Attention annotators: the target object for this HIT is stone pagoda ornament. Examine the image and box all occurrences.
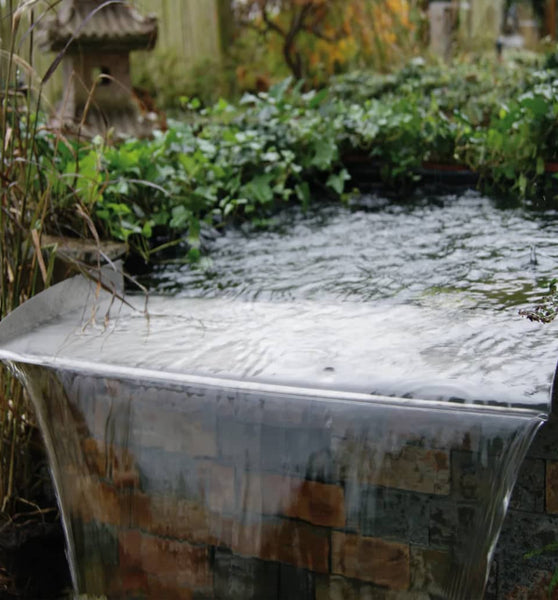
[39,0,158,139]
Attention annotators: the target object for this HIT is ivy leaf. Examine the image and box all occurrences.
[269,77,293,103]
[308,88,329,109]
[170,205,191,229]
[311,138,337,169]
[242,175,274,205]
[327,169,350,196]
[142,221,153,238]
[520,94,550,118]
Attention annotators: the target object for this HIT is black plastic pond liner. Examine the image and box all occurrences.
[418,162,480,187]
[342,153,480,193]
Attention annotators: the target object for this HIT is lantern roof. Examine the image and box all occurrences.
[39,0,157,53]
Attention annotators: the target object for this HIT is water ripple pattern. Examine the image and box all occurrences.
[149,192,558,311]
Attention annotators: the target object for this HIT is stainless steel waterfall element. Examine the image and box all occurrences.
[0,272,556,599]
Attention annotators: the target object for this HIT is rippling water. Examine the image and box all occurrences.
[2,192,553,409]
[147,192,558,311]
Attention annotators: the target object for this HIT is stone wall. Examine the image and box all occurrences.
[489,416,558,599]
[24,365,558,599]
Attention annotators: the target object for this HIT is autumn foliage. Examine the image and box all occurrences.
[233,0,422,85]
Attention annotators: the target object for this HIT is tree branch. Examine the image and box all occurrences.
[260,1,287,38]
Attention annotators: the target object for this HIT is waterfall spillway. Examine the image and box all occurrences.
[0,271,556,599]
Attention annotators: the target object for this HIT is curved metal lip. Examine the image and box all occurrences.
[2,349,549,421]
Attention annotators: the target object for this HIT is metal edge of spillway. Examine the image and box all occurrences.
[0,266,124,348]
[0,348,550,423]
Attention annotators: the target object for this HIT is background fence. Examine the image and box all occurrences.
[137,0,222,65]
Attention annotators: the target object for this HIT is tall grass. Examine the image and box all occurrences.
[0,0,56,524]
[0,0,100,530]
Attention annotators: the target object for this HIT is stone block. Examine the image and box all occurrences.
[409,546,452,597]
[264,519,330,573]
[216,398,337,481]
[451,450,494,503]
[146,576,194,600]
[335,438,450,495]
[237,469,264,516]
[82,438,141,489]
[547,461,558,514]
[205,463,236,515]
[428,499,477,549]
[259,423,332,479]
[510,457,544,513]
[118,530,212,588]
[497,569,558,599]
[71,476,122,527]
[230,519,264,558]
[91,395,114,440]
[132,396,218,457]
[213,550,279,600]
[495,510,558,595]
[108,569,149,599]
[331,531,410,590]
[135,493,213,545]
[495,566,558,599]
[136,447,199,498]
[209,514,235,550]
[279,564,315,599]
[239,471,345,528]
[217,419,262,469]
[70,520,120,595]
[72,520,119,568]
[232,518,329,573]
[276,476,345,528]
[452,449,543,511]
[82,437,106,475]
[527,416,558,461]
[315,574,430,600]
[345,484,429,545]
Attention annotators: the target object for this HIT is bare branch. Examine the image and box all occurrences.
[261,0,287,38]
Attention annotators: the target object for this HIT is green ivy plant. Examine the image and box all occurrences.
[30,56,558,264]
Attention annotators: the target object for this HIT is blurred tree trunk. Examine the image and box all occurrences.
[217,0,235,55]
[546,0,557,39]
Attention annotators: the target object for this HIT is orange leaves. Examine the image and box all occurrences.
[235,0,418,82]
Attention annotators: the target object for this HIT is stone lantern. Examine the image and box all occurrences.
[39,0,158,139]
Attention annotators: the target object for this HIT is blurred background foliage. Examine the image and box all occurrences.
[130,0,426,107]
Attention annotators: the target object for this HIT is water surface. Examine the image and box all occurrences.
[148,192,558,311]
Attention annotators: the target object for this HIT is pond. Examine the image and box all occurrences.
[148,191,558,309]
